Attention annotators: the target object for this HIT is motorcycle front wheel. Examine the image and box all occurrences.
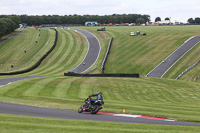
[78,106,83,113]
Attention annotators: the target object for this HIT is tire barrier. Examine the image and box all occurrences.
[101,37,113,74]
[0,28,58,76]
[63,72,140,78]
[176,60,200,80]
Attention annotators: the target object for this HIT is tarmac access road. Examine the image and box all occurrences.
[66,28,101,73]
[147,36,200,78]
[0,102,200,126]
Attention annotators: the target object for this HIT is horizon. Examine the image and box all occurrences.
[1,0,200,23]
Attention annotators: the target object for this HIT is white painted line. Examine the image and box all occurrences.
[113,114,175,122]
[0,81,18,88]
[82,31,101,73]
[113,114,142,118]
[161,37,200,78]
[69,29,91,73]
[185,36,195,43]
[146,35,200,77]
[165,119,175,122]
[69,28,101,73]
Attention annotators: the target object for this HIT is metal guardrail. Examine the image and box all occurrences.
[176,60,200,80]
[101,37,113,74]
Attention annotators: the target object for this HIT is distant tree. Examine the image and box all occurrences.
[0,17,19,37]
[136,18,145,24]
[155,17,161,22]
[195,17,200,23]
[188,18,194,23]
[0,19,7,37]
[8,16,21,29]
[1,18,15,33]
[0,14,151,26]
[165,17,170,20]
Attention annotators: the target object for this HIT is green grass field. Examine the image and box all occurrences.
[77,26,200,81]
[92,26,200,79]
[71,27,111,73]
[22,28,88,76]
[0,76,200,123]
[1,26,200,132]
[1,114,200,133]
[0,28,89,77]
[0,28,51,72]
[0,30,20,40]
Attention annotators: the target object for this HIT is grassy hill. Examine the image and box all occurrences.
[0,28,90,77]
[81,26,200,79]
[1,26,200,132]
[24,28,88,76]
[0,28,51,73]
[0,76,199,123]
[163,41,200,80]
[2,26,200,78]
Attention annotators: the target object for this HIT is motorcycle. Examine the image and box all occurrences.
[78,96,104,114]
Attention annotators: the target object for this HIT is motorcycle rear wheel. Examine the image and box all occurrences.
[91,105,100,114]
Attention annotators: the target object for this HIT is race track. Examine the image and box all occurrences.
[67,28,101,73]
[147,36,200,77]
[0,102,200,126]
[0,29,200,126]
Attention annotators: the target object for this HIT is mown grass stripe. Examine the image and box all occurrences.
[66,78,87,99]
[33,30,70,75]
[23,78,56,97]
[2,78,40,97]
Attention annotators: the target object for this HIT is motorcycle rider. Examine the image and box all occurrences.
[89,92,103,107]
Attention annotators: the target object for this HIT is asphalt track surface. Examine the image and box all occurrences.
[0,75,52,88]
[147,36,200,77]
[0,31,24,45]
[0,29,200,126]
[0,102,200,126]
[67,28,101,73]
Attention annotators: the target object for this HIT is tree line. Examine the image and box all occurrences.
[0,14,150,37]
[0,14,150,26]
[187,17,200,24]
[155,17,170,22]
[0,16,21,37]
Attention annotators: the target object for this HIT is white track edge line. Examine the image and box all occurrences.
[68,28,101,73]
[146,36,198,77]
[161,37,200,78]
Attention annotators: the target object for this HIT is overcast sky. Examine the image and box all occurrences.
[0,0,200,23]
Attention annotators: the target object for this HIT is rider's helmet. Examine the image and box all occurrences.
[98,92,102,95]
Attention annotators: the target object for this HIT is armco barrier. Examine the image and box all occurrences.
[176,60,200,80]
[101,37,113,74]
[63,72,140,78]
[0,28,58,75]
